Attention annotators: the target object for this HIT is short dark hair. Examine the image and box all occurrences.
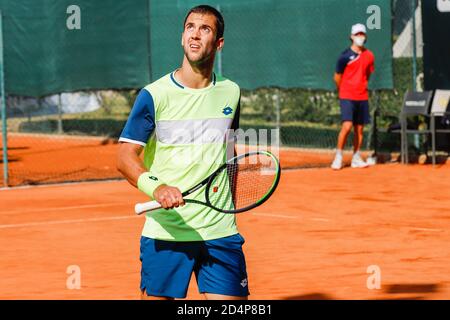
[183,5,225,39]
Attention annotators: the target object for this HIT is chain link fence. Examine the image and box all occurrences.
[1,91,134,186]
[238,0,423,161]
[1,0,424,186]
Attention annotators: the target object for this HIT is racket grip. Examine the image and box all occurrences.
[135,200,162,215]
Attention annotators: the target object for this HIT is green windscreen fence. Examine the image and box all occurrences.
[0,0,151,96]
[151,0,392,90]
[1,0,394,186]
[1,0,392,96]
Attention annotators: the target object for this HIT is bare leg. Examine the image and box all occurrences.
[353,124,364,153]
[337,121,353,150]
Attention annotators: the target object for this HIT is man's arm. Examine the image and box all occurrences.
[334,72,342,91]
[117,142,146,188]
[117,142,184,209]
[335,50,349,92]
[117,88,184,209]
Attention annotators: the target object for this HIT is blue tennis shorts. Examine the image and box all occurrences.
[339,99,370,125]
[140,233,249,298]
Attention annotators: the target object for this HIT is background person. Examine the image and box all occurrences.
[331,23,375,170]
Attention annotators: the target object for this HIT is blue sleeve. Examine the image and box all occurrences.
[335,52,350,74]
[119,89,155,146]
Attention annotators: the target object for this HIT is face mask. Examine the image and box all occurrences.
[353,36,366,47]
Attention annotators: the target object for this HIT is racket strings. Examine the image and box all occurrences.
[208,155,278,210]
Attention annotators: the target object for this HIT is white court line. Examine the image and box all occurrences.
[0,211,332,230]
[0,212,298,229]
[251,212,300,219]
[0,203,131,215]
[0,178,123,191]
[310,218,331,222]
[0,215,140,229]
[409,227,444,232]
[251,212,332,223]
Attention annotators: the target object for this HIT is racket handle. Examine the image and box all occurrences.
[135,200,162,215]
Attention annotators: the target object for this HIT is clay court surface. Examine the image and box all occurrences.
[1,163,449,300]
[0,133,337,186]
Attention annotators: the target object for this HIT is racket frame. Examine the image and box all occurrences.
[135,150,281,215]
[204,151,281,213]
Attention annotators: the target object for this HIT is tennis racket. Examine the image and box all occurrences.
[135,150,281,215]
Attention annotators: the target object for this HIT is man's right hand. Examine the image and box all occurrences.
[153,185,185,209]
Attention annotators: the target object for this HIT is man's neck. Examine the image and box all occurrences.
[175,57,215,89]
[350,45,364,54]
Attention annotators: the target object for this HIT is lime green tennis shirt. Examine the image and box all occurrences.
[119,71,241,241]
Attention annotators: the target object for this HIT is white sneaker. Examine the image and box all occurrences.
[331,155,343,170]
[351,155,369,168]
[366,156,377,166]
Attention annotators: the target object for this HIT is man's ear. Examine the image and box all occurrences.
[216,37,224,51]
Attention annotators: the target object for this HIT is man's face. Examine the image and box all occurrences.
[182,12,223,65]
[351,32,366,47]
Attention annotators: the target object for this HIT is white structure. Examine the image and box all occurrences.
[393,1,423,58]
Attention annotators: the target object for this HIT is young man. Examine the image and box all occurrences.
[331,23,375,170]
[116,5,248,300]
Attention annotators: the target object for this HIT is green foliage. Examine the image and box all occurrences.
[241,58,423,128]
[95,89,138,115]
[120,89,139,111]
[18,118,126,138]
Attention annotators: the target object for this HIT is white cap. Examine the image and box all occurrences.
[351,23,367,35]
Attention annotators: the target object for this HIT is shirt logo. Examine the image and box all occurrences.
[149,176,158,181]
[222,106,233,116]
[349,55,356,60]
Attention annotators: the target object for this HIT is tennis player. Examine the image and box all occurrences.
[331,23,375,170]
[117,5,248,300]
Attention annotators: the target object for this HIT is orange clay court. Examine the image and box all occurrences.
[0,133,336,186]
[0,134,450,299]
